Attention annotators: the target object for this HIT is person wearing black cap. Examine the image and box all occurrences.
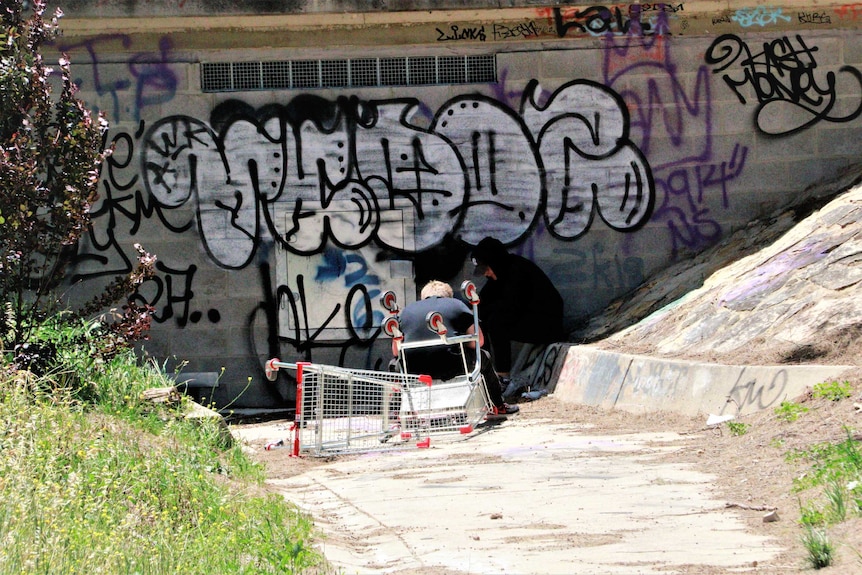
[470,237,565,384]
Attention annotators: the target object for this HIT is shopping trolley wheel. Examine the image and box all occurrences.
[382,316,402,338]
[380,290,399,313]
[265,358,280,381]
[461,280,480,304]
[425,310,448,336]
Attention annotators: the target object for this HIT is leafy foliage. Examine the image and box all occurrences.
[0,0,110,349]
[0,0,155,371]
[812,380,853,402]
[774,400,809,422]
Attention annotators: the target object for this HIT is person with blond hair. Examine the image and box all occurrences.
[392,280,518,416]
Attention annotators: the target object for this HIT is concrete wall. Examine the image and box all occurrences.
[53,0,560,17]
[51,2,862,407]
[548,344,851,416]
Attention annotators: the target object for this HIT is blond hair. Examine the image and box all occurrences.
[420,280,453,299]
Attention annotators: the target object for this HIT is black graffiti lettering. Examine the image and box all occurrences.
[798,11,831,24]
[517,344,562,389]
[137,83,653,261]
[492,21,542,40]
[276,274,381,359]
[131,262,198,327]
[106,132,139,191]
[436,25,487,42]
[706,34,862,135]
[553,6,652,38]
[639,3,684,13]
[724,370,788,413]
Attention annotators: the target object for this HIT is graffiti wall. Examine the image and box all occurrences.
[56,4,862,406]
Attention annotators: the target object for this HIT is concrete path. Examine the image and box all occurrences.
[237,414,782,574]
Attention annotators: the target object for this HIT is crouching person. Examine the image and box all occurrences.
[391,280,518,417]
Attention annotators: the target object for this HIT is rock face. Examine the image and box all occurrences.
[573,165,862,368]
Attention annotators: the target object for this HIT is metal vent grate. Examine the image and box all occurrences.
[201,54,496,92]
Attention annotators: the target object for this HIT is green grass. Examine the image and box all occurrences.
[0,351,328,575]
[774,400,809,422]
[801,526,835,569]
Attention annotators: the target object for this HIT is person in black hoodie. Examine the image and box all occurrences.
[470,237,565,382]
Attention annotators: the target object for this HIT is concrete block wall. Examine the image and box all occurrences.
[48,2,862,407]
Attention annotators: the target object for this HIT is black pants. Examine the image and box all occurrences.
[482,317,564,373]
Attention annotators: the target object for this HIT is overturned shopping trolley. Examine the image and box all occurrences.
[265,280,493,457]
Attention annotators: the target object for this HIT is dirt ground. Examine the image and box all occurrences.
[238,363,862,574]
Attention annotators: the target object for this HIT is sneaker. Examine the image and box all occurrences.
[489,403,519,416]
[503,403,519,415]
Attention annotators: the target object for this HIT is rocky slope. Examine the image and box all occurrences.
[573,164,862,370]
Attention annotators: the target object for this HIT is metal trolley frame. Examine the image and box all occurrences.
[265,281,492,457]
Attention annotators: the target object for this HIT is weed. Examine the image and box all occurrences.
[801,527,834,569]
[774,400,809,422]
[799,503,826,526]
[825,480,848,523]
[727,420,750,436]
[788,432,862,491]
[812,380,852,402]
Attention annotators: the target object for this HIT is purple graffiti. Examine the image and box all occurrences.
[58,34,178,122]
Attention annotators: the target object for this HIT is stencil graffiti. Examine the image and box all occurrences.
[706,34,862,135]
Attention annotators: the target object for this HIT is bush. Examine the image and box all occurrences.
[1,0,110,348]
[1,0,157,374]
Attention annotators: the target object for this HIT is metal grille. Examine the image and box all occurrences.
[439,55,466,84]
[201,54,496,92]
[292,60,319,88]
[233,62,260,90]
[201,62,232,91]
[467,54,496,83]
[321,59,349,87]
[380,57,407,86]
[262,61,291,89]
[408,56,437,85]
[350,58,378,87]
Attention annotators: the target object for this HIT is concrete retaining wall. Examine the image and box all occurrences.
[549,345,851,416]
[44,2,862,407]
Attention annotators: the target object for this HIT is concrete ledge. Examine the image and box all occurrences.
[549,345,852,417]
